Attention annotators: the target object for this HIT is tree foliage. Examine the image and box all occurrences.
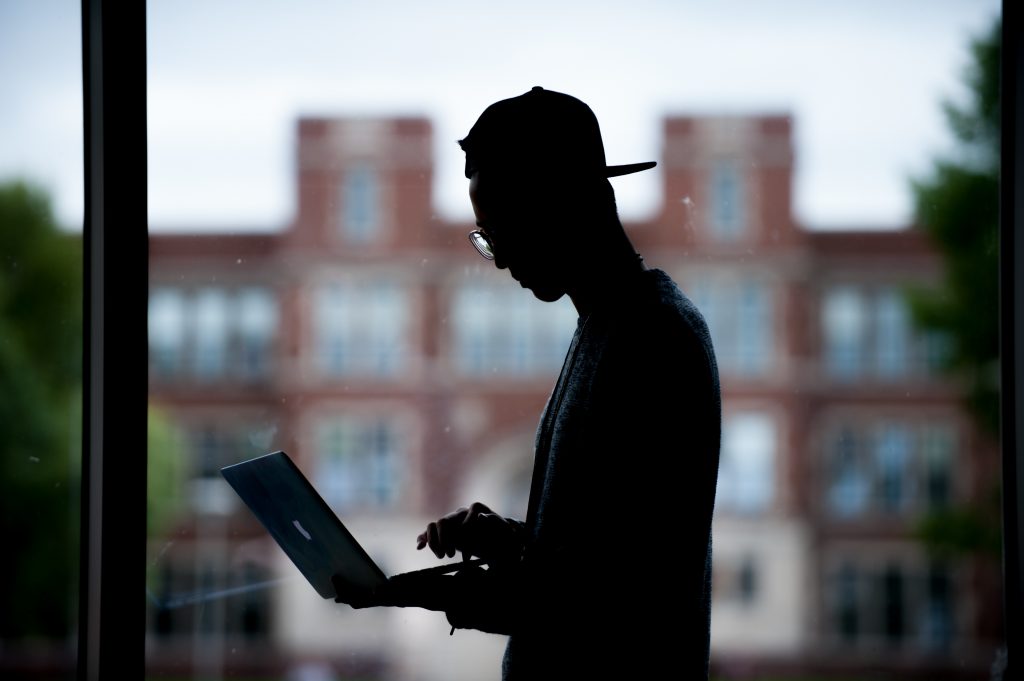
[0,181,82,639]
[908,19,1001,437]
[0,181,187,643]
[909,20,1002,562]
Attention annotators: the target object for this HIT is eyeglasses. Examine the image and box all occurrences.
[468,229,495,260]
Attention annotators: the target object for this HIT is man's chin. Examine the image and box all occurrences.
[527,284,565,303]
[513,272,565,302]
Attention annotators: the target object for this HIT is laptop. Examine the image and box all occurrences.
[221,450,478,599]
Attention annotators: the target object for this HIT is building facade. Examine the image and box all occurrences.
[145,112,1001,680]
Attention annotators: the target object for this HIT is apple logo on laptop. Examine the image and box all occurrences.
[292,519,312,541]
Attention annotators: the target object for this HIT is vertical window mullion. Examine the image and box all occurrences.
[79,3,148,680]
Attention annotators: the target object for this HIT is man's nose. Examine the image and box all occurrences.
[493,252,509,270]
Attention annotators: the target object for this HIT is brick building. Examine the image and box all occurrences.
[145,112,1001,680]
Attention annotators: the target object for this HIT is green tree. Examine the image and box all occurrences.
[909,20,1001,558]
[909,19,1000,436]
[148,405,185,539]
[0,181,83,640]
[0,181,188,643]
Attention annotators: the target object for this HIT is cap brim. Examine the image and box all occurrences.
[605,161,657,178]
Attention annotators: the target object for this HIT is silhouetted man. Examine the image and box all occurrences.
[334,86,721,680]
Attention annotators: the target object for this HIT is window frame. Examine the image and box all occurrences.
[999,4,1023,674]
[78,2,148,679]
[74,3,1023,679]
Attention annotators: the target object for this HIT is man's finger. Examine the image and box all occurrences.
[438,515,459,558]
[436,518,448,558]
[464,502,490,525]
[428,522,442,558]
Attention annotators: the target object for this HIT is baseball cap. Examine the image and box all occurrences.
[460,86,657,180]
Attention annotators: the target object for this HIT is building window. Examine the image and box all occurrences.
[824,284,942,381]
[691,276,772,377]
[836,563,859,641]
[149,288,186,377]
[827,560,955,651]
[192,288,229,380]
[189,423,273,479]
[340,164,379,243]
[149,286,279,383]
[826,421,957,517]
[452,283,576,376]
[881,564,906,643]
[874,424,911,513]
[922,426,954,509]
[317,418,402,510]
[315,280,408,377]
[714,554,760,605]
[824,287,868,380]
[737,281,771,374]
[923,562,954,649]
[875,289,910,377]
[716,411,775,514]
[235,287,277,380]
[193,426,235,479]
[922,329,953,374]
[738,556,758,604]
[186,423,273,515]
[148,558,271,640]
[709,160,745,240]
[827,427,870,517]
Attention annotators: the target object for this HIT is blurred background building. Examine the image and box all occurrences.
[143,110,1002,680]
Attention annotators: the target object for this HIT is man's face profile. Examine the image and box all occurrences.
[468,170,572,303]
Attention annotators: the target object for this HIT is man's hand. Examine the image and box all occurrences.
[332,572,453,612]
[416,501,523,564]
[331,575,377,609]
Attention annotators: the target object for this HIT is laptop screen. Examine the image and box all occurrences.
[221,451,388,599]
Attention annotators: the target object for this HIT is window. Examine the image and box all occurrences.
[125,4,1007,679]
[148,558,272,642]
[875,425,911,512]
[824,287,868,379]
[923,562,954,649]
[825,285,942,381]
[193,288,229,379]
[235,287,277,380]
[717,412,776,513]
[193,426,235,479]
[452,282,576,376]
[826,421,957,517]
[837,563,859,641]
[150,288,186,377]
[826,560,956,651]
[691,276,773,377]
[149,287,278,382]
[709,160,745,239]
[317,417,402,510]
[714,554,760,605]
[340,164,379,243]
[315,280,408,377]
[875,289,910,377]
[922,425,954,508]
[882,564,906,642]
[828,428,870,517]
[737,281,771,374]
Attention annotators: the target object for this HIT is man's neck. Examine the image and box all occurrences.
[568,246,649,317]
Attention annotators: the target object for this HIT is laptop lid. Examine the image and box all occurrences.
[220,450,388,599]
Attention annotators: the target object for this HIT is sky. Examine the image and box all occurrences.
[0,0,1002,231]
